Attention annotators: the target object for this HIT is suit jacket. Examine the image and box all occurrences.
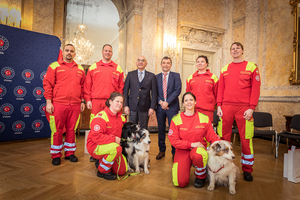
[156,71,182,113]
[123,69,157,112]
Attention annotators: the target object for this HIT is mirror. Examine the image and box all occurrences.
[290,0,300,84]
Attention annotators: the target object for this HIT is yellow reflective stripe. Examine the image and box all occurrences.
[245,118,254,139]
[121,115,126,123]
[221,64,229,73]
[217,117,222,137]
[172,162,179,186]
[94,143,120,162]
[204,137,210,148]
[198,112,209,123]
[187,74,193,83]
[49,62,60,70]
[74,113,81,131]
[211,74,218,83]
[89,63,97,71]
[245,62,257,72]
[116,65,123,73]
[250,138,254,155]
[172,114,182,126]
[89,113,95,126]
[121,154,128,172]
[50,115,57,145]
[77,65,84,72]
[196,147,208,167]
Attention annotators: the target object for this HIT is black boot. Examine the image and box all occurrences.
[52,157,61,166]
[243,172,253,181]
[194,178,205,188]
[65,154,78,162]
[97,171,117,180]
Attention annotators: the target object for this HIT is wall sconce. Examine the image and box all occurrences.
[164,34,179,58]
[0,5,22,28]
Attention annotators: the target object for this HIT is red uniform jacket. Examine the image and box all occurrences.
[217,61,261,110]
[43,60,85,105]
[186,69,218,112]
[87,107,126,151]
[168,112,220,149]
[84,60,124,101]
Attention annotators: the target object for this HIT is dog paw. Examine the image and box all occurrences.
[128,168,134,173]
[135,169,140,173]
[139,167,144,172]
[207,185,215,191]
[144,169,150,174]
[229,188,236,195]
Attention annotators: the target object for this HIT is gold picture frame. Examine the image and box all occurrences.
[290,0,300,84]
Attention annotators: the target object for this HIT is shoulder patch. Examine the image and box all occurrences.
[221,64,229,73]
[89,63,97,71]
[187,74,193,82]
[93,124,101,132]
[49,62,60,70]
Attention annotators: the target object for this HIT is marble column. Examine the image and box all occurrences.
[222,0,234,67]
[32,0,54,35]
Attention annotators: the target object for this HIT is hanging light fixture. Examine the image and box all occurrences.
[70,0,94,64]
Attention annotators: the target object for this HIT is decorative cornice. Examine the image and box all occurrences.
[259,96,300,103]
[118,2,143,30]
[178,21,226,47]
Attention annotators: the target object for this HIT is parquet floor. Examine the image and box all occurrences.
[0,133,300,200]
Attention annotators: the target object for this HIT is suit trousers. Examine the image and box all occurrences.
[156,110,177,154]
[129,110,149,130]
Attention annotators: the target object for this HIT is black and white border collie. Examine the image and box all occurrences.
[121,122,151,174]
[206,140,239,195]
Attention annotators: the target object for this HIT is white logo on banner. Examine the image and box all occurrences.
[0,103,14,115]
[20,103,33,115]
[12,120,25,132]
[32,120,44,131]
[0,84,7,98]
[14,86,27,98]
[0,35,9,51]
[0,122,5,133]
[22,69,34,81]
[1,67,15,80]
[33,87,44,99]
[40,71,47,81]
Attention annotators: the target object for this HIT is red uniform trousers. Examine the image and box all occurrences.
[90,99,106,124]
[87,142,127,175]
[195,108,213,123]
[50,103,81,159]
[219,105,254,173]
[172,147,208,188]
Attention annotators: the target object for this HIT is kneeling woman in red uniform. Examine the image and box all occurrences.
[168,92,220,188]
[86,92,127,180]
[186,55,218,122]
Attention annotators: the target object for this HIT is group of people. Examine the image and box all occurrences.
[43,41,260,187]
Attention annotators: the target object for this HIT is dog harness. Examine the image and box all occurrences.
[208,165,224,173]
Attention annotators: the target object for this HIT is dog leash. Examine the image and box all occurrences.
[208,165,224,173]
[116,156,139,181]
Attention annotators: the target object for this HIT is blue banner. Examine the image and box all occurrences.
[0,24,61,142]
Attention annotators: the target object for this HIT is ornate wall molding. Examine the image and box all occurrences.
[178,21,226,47]
[259,96,300,103]
[117,2,143,30]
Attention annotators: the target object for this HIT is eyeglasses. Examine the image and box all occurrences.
[137,59,146,62]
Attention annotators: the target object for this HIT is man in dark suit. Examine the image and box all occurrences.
[123,55,157,129]
[155,56,182,160]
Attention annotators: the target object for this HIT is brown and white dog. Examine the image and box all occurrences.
[121,122,151,174]
[206,140,239,195]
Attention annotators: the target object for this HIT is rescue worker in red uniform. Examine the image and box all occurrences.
[217,42,261,182]
[168,92,220,188]
[84,44,124,124]
[43,44,85,166]
[186,55,218,122]
[86,92,127,180]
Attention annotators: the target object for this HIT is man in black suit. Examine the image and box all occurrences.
[155,56,182,160]
[123,55,157,129]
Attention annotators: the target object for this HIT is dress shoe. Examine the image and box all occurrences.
[90,156,96,162]
[65,154,78,162]
[156,152,165,160]
[243,172,253,181]
[97,171,117,180]
[52,157,61,166]
[194,178,205,188]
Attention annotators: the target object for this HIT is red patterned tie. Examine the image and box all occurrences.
[163,73,167,100]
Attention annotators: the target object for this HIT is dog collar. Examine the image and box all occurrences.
[208,165,224,173]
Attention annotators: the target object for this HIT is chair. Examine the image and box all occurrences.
[252,112,277,154]
[276,115,300,158]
